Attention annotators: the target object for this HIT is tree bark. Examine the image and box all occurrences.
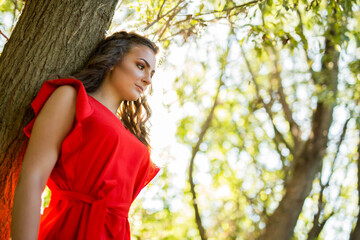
[259,21,339,240]
[307,118,348,240]
[0,0,118,238]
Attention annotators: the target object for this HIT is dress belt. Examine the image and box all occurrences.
[50,179,130,240]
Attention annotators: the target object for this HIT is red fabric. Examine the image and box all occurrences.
[23,78,160,240]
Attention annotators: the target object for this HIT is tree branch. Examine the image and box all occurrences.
[188,43,230,240]
[266,42,303,150]
[306,177,333,240]
[296,10,317,86]
[323,117,350,187]
[144,0,184,31]
[157,0,166,19]
[156,2,188,40]
[240,45,294,155]
[306,92,350,240]
[0,30,9,41]
[193,0,262,17]
[273,135,291,179]
[188,80,222,240]
[276,74,301,141]
[259,7,302,150]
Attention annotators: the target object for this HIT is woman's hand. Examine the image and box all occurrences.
[10,85,77,240]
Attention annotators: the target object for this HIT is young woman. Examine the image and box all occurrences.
[11,31,161,240]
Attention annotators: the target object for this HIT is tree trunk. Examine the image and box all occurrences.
[0,0,119,238]
[259,105,333,240]
[259,21,339,240]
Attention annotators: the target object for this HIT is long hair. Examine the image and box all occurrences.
[72,31,159,150]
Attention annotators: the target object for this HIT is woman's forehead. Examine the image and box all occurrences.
[127,45,156,67]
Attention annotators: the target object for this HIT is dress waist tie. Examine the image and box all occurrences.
[51,180,130,240]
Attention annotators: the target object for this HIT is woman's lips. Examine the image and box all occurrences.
[135,84,144,93]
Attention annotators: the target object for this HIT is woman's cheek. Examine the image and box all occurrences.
[132,68,144,79]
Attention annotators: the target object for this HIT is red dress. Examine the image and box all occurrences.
[23,78,161,240]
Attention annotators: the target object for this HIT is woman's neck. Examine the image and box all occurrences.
[88,85,122,115]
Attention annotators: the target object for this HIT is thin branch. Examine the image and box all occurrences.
[225,138,269,221]
[307,117,350,239]
[259,7,302,149]
[239,186,267,219]
[159,24,195,42]
[268,42,302,146]
[193,0,262,17]
[240,45,294,155]
[189,80,222,240]
[158,16,226,42]
[307,209,334,240]
[152,1,256,42]
[266,43,303,149]
[188,38,232,240]
[144,0,184,31]
[322,117,350,187]
[296,9,316,85]
[158,0,166,19]
[277,74,301,139]
[306,179,328,240]
[273,135,291,179]
[0,30,9,41]
[156,2,188,40]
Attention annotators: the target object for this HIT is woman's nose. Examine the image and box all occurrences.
[142,73,152,85]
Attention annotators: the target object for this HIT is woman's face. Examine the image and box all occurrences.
[108,45,156,102]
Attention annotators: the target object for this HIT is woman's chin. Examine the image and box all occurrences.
[126,95,140,102]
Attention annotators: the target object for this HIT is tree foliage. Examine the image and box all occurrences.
[1,0,360,239]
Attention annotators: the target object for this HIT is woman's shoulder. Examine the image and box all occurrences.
[46,85,78,119]
[52,84,78,97]
[23,78,93,138]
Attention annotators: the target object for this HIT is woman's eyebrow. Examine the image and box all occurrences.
[138,58,155,73]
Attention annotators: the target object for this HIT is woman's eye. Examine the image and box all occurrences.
[137,64,145,70]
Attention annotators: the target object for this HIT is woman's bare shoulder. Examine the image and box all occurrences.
[51,84,78,99]
[39,84,78,114]
[36,84,78,130]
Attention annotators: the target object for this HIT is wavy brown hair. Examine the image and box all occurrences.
[72,31,159,149]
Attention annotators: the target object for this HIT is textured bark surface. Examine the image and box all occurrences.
[0,0,119,238]
[259,22,339,240]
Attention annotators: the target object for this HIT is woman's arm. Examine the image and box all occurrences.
[11,85,77,240]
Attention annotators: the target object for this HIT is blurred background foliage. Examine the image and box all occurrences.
[1,0,360,239]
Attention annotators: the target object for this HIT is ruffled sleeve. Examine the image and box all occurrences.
[23,78,93,138]
[141,159,161,189]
